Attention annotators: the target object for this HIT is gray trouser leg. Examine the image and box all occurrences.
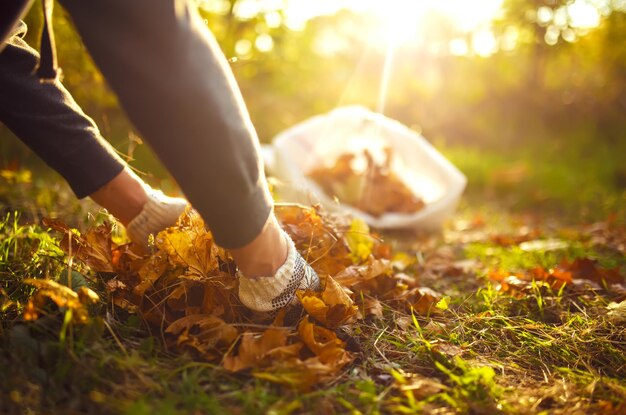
[58,0,273,248]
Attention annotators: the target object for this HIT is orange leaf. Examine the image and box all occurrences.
[559,258,624,285]
[399,287,442,315]
[23,278,99,323]
[297,318,352,368]
[298,276,357,328]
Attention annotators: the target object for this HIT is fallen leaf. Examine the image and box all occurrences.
[298,318,353,368]
[359,297,383,318]
[559,258,624,286]
[165,315,237,360]
[223,328,301,372]
[397,287,442,315]
[23,278,99,323]
[344,219,375,264]
[299,276,357,328]
[308,149,425,217]
[334,259,390,287]
[43,218,115,272]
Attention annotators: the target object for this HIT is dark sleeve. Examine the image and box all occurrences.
[0,30,125,198]
[58,0,273,248]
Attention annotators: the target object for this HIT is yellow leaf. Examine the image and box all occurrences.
[23,279,98,323]
[344,219,374,264]
[134,252,168,296]
[298,276,357,328]
[155,210,223,277]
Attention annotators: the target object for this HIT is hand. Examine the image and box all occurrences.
[237,230,321,313]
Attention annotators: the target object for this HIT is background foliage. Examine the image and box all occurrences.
[1,0,625,219]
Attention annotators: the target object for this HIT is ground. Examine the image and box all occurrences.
[0,144,625,415]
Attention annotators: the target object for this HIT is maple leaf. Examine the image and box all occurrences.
[23,278,99,323]
[223,328,302,372]
[156,228,217,277]
[276,205,353,277]
[333,258,391,287]
[298,317,353,368]
[43,218,115,272]
[298,276,357,328]
[165,314,238,360]
[250,319,354,390]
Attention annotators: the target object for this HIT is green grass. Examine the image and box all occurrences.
[443,137,626,225]
[1,139,625,414]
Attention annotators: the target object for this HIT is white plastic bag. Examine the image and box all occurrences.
[265,106,467,230]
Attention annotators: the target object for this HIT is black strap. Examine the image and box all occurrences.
[36,0,58,81]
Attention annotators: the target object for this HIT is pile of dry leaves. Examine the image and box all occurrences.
[308,149,425,217]
[27,205,442,390]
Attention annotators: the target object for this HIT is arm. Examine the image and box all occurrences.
[0,28,125,198]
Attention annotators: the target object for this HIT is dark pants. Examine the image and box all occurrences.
[0,0,273,249]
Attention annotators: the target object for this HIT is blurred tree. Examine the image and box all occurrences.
[1,0,625,184]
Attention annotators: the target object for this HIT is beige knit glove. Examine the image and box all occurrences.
[126,190,188,249]
[238,231,321,313]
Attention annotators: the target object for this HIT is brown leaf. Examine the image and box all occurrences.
[358,297,383,318]
[308,149,425,217]
[253,357,337,390]
[166,280,206,312]
[394,372,447,398]
[398,287,442,315]
[78,224,115,272]
[43,218,115,272]
[334,259,391,287]
[559,258,624,286]
[133,252,169,297]
[223,328,301,372]
[299,276,357,328]
[165,315,238,360]
[298,318,353,368]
